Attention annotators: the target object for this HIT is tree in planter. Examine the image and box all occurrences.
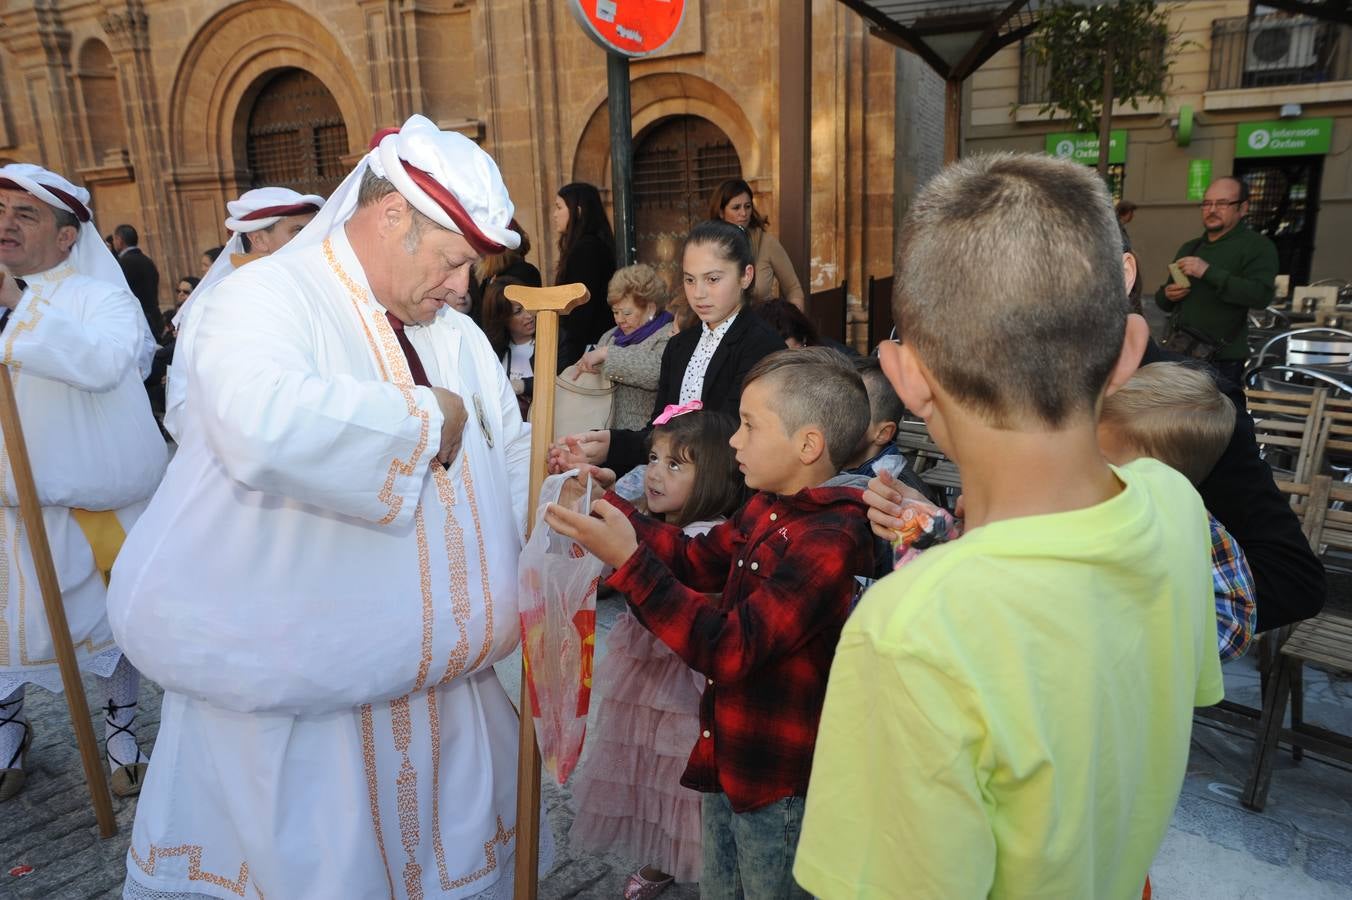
[1028,0,1182,177]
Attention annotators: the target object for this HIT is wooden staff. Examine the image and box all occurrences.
[506,282,588,900]
[0,364,117,838]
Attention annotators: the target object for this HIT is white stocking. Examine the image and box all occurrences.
[99,655,147,767]
[0,685,25,768]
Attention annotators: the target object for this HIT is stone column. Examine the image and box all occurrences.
[100,0,176,308]
[0,1,82,175]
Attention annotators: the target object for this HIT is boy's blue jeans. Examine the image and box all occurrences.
[701,792,811,900]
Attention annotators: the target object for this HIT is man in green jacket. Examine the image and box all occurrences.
[1155,176,1278,386]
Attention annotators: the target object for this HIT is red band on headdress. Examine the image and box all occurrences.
[396,159,507,256]
[238,202,320,221]
[0,178,91,223]
[369,127,400,150]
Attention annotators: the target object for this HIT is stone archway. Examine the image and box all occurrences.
[571,72,759,190]
[241,68,349,198]
[162,0,369,273]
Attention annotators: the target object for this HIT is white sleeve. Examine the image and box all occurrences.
[189,273,444,526]
[2,284,141,392]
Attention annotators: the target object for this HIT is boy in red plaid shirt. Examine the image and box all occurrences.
[547,347,874,900]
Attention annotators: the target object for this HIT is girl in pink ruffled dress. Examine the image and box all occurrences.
[570,408,747,898]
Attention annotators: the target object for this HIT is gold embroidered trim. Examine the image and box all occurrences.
[360,703,398,899]
[447,816,515,890]
[413,506,434,691]
[129,843,250,897]
[2,265,71,370]
[15,516,115,664]
[460,460,496,671]
[320,238,429,527]
[391,695,425,900]
[431,468,472,684]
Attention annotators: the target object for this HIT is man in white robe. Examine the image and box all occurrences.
[164,187,324,439]
[111,115,542,900]
[0,163,167,801]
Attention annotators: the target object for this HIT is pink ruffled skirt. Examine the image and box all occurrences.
[569,609,705,882]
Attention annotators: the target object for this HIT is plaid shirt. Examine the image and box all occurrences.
[606,486,874,813]
[1211,514,1257,660]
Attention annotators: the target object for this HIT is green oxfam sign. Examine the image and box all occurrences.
[1235,118,1332,158]
[1045,130,1127,165]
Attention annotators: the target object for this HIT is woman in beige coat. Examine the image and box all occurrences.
[708,178,805,309]
[575,264,674,431]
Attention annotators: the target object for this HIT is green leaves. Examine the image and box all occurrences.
[1028,0,1182,134]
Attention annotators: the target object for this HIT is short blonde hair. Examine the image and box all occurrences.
[607,263,668,310]
[1099,362,1235,485]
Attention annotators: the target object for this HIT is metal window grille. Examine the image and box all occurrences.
[1209,14,1351,91]
[245,69,349,197]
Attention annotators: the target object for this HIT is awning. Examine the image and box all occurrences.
[833,0,1054,81]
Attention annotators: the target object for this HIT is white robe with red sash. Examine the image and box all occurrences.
[110,228,538,900]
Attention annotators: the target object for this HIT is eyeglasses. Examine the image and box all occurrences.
[1199,200,1241,210]
[175,288,192,295]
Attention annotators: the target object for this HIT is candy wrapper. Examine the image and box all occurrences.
[519,470,604,783]
[891,498,962,570]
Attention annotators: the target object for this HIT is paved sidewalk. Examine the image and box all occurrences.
[1,599,1348,899]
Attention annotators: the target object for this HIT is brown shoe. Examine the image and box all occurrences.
[0,720,31,803]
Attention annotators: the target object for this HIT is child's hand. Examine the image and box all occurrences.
[863,469,931,541]
[556,470,607,511]
[544,499,638,569]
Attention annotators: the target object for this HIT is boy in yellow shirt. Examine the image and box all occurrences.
[793,153,1223,899]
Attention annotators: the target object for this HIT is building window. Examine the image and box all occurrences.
[1019,32,1167,106]
[1209,14,1352,91]
[245,69,349,197]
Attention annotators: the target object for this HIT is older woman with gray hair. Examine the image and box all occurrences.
[575,263,675,430]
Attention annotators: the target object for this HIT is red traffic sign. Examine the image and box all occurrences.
[568,0,686,57]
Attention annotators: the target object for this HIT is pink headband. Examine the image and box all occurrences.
[653,400,703,426]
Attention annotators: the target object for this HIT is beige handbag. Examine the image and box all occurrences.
[532,364,615,441]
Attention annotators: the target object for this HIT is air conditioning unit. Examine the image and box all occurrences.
[1246,18,1318,72]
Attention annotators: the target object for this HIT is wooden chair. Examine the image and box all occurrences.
[1240,475,1352,811]
[1245,387,1328,483]
[808,280,848,346]
[892,419,963,502]
[1311,397,1352,481]
[866,274,895,350]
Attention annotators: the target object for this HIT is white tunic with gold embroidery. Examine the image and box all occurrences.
[110,229,536,900]
[0,262,166,697]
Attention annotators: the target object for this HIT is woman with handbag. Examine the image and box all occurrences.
[575,265,675,431]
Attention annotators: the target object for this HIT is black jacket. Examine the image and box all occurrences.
[1142,341,1325,631]
[605,307,787,473]
[118,246,163,338]
[557,235,617,370]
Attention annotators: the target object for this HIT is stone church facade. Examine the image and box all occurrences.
[0,0,904,318]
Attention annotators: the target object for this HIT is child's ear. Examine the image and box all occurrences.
[875,420,898,446]
[1104,313,1150,397]
[799,426,828,468]
[880,341,935,421]
[739,264,754,290]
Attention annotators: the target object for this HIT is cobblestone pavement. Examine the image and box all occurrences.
[1,596,1348,899]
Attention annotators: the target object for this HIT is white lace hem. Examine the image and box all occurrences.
[0,645,122,697]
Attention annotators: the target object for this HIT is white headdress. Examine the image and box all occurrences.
[175,187,325,327]
[279,114,519,259]
[0,163,130,291]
